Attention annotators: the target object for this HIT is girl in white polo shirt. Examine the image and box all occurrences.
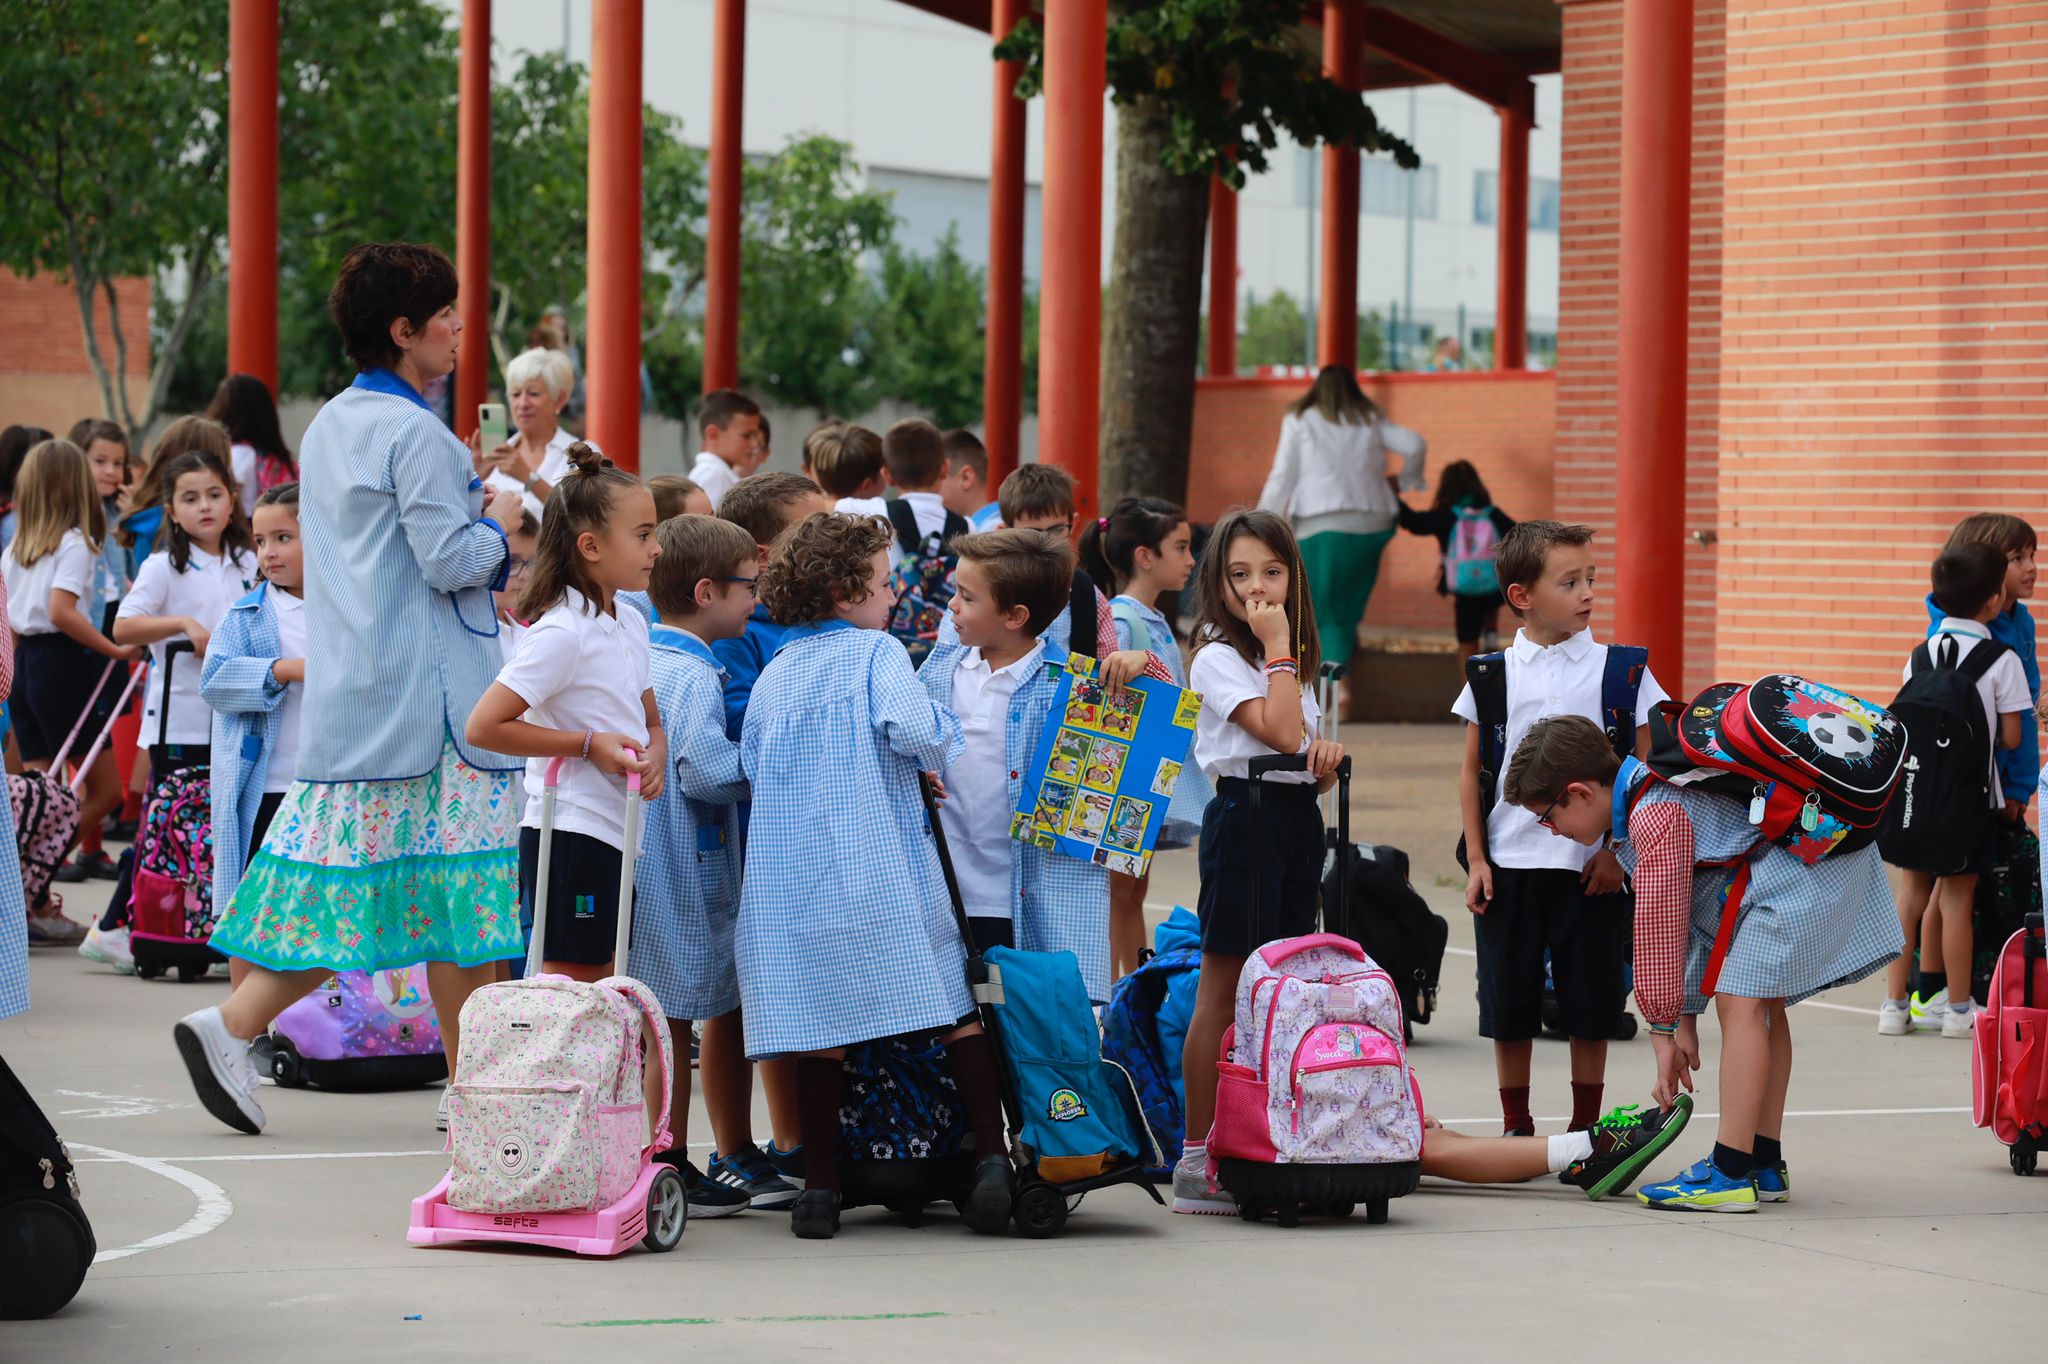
[115,450,259,769]
[466,443,666,981]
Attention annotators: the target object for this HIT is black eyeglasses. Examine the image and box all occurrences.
[722,575,758,598]
[507,553,533,577]
[1535,791,1565,830]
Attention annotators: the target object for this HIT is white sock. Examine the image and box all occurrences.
[1547,1131,1594,1172]
[1949,997,1976,1015]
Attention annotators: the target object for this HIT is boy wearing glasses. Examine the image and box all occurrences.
[1451,520,1666,1138]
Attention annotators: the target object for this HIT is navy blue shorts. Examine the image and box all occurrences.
[1473,864,1629,1041]
[1195,779,1325,958]
[518,827,632,967]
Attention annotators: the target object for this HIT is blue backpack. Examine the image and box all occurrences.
[1100,911,1202,1179]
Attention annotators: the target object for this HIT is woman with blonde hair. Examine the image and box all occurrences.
[473,346,584,522]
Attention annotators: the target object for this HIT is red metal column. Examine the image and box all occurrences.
[703,0,745,395]
[227,0,278,392]
[1317,0,1362,372]
[1494,106,1529,371]
[1614,0,1693,687]
[983,0,1027,490]
[455,0,491,437]
[1207,177,1239,377]
[587,0,642,470]
[1037,0,1106,518]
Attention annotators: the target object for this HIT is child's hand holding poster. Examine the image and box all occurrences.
[1009,656,1199,876]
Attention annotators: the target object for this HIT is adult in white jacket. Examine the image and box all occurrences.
[1257,365,1427,670]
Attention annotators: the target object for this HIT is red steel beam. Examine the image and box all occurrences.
[1494,105,1529,370]
[227,0,278,393]
[455,0,491,438]
[1207,177,1239,378]
[703,0,745,394]
[1317,0,1362,372]
[1037,0,1106,521]
[587,0,642,470]
[983,0,1027,490]
[1357,5,1535,121]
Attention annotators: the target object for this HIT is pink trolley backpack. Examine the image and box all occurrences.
[130,642,225,982]
[1207,753,1425,1226]
[266,964,447,1092]
[8,660,138,910]
[408,751,686,1256]
[1972,911,2047,1176]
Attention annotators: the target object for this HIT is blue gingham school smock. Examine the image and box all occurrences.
[1619,781,1903,1014]
[628,627,745,1021]
[735,621,971,1057]
[0,789,29,1020]
[1110,596,1212,847]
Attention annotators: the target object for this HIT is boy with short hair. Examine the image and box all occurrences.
[1453,520,1666,1137]
[1880,540,2029,1038]
[688,388,763,509]
[810,424,889,520]
[800,420,842,483]
[940,427,998,530]
[883,418,965,548]
[636,513,791,1216]
[919,530,1111,1001]
[714,472,837,739]
[647,474,712,522]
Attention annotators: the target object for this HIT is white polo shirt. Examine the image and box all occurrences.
[835,495,889,524]
[118,546,259,745]
[1909,619,2030,809]
[1451,628,1668,871]
[4,529,95,636]
[266,587,308,793]
[688,450,743,510]
[496,587,653,852]
[939,642,1044,921]
[898,491,951,541]
[1188,641,1321,783]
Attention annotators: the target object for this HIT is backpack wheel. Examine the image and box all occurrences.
[175,964,206,983]
[135,959,164,981]
[1237,1202,1266,1223]
[269,1036,306,1089]
[1319,1201,1355,1220]
[1274,1203,1300,1228]
[1012,1182,1067,1239]
[2011,1145,2037,1177]
[1365,1197,1390,1225]
[642,1167,687,1251]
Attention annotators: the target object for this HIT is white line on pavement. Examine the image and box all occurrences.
[72,1142,233,1263]
[1439,1105,1968,1126]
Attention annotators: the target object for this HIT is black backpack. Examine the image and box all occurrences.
[1878,635,2007,875]
[1321,842,1448,1042]
[0,1054,95,1318]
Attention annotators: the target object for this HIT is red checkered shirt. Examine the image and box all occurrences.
[1628,800,1695,1028]
[1088,589,1176,684]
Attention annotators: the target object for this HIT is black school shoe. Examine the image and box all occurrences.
[1565,1095,1695,1201]
[960,1154,1015,1235]
[790,1188,842,1239]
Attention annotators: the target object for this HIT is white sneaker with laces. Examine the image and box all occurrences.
[1941,1004,1978,1039]
[79,923,136,973]
[1170,1148,1237,1216]
[173,1006,267,1134]
[1876,1000,1911,1036]
[1910,989,1948,1033]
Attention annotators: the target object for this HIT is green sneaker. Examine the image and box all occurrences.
[1637,1157,1760,1213]
[1565,1095,1694,1201]
[1752,1161,1790,1202]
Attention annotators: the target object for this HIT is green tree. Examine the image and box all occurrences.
[868,229,988,429]
[1238,290,1307,370]
[998,0,1415,506]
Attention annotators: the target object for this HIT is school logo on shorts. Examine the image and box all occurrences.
[573,894,596,921]
[1047,1088,1088,1123]
[495,1133,530,1176]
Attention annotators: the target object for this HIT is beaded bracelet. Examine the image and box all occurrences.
[1647,1021,1678,1036]
[580,729,594,762]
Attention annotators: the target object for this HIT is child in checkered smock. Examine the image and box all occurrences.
[1504,716,1903,1215]
[736,511,1018,1241]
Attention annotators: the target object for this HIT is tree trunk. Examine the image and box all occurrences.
[1098,94,1209,508]
[138,241,216,436]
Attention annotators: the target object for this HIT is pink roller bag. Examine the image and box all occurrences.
[1972,911,2047,1176]
[9,659,138,910]
[408,750,686,1256]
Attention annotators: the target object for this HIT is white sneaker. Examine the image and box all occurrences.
[1876,1000,1911,1036]
[1910,989,1948,1032]
[173,1006,267,1134]
[78,923,136,974]
[1941,1004,1978,1039]
[26,907,87,946]
[1170,1148,1238,1216]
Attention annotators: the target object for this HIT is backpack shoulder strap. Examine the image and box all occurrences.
[1909,641,1936,677]
[1109,596,1147,652]
[941,509,968,551]
[885,499,922,558]
[1956,637,2010,683]
[1465,651,1509,811]
[1602,645,1650,758]
[1070,569,1100,660]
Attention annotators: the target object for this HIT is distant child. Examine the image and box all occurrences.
[62,418,135,882]
[1879,540,2028,1039]
[3,439,141,941]
[1173,507,1345,1214]
[712,471,836,738]
[750,415,772,475]
[1080,496,1211,981]
[920,529,1111,998]
[115,415,232,585]
[201,483,309,990]
[993,464,1147,669]
[882,418,966,549]
[799,419,841,483]
[632,512,795,1218]
[941,427,998,530]
[465,444,666,982]
[812,424,889,521]
[687,388,764,510]
[1506,715,1902,1211]
[736,511,1013,1240]
[648,473,713,522]
[493,508,540,661]
[1393,458,1518,656]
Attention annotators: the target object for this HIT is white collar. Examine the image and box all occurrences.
[1511,627,1596,662]
[1934,617,1992,640]
[561,586,620,634]
[964,640,1045,681]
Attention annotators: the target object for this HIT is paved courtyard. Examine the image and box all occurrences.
[6,725,2042,1360]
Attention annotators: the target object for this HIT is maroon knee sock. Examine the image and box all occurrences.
[795,1056,843,1192]
[945,1032,1008,1158]
[1499,1085,1533,1133]
[1570,1081,1604,1132]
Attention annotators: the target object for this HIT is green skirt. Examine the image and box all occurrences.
[208,740,522,974]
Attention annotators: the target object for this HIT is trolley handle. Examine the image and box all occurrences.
[524,747,645,980]
[1243,753,1353,946]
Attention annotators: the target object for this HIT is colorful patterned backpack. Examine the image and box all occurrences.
[884,501,966,668]
[130,764,216,942]
[1443,504,1501,596]
[268,965,447,1091]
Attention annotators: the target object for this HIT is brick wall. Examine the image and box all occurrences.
[1555,0,1726,700]
[1711,0,2048,700]
[0,269,152,432]
[1187,371,1556,636]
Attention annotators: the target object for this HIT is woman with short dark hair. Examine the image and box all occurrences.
[173,242,530,1136]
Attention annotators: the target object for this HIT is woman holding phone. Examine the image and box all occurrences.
[473,346,587,523]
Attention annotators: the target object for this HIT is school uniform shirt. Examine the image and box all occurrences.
[93,497,128,616]
[938,642,1045,921]
[1188,641,1322,784]
[898,491,950,542]
[495,614,527,666]
[201,583,299,912]
[118,545,258,745]
[834,495,889,523]
[3,528,95,636]
[688,450,743,509]
[484,427,579,525]
[266,587,307,793]
[495,588,653,853]
[1908,618,2030,810]
[1450,628,1668,872]
[712,603,790,741]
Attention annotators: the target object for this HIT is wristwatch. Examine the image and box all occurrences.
[521,469,539,491]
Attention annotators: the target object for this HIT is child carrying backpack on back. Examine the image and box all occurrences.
[1878,541,2030,1038]
[1395,459,1517,656]
[882,420,968,667]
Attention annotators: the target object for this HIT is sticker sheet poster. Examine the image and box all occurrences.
[1010,658,1200,876]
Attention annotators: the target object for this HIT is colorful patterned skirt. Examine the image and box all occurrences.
[209,740,522,974]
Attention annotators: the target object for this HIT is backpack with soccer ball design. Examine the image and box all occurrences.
[1877,635,2009,875]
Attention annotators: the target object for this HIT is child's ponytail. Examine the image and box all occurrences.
[1077,496,1187,594]
[516,441,642,620]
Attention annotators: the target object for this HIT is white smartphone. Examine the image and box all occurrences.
[477,403,508,452]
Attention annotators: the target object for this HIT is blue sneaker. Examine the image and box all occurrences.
[1751,1162,1790,1203]
[763,1140,805,1191]
[710,1142,800,1210]
[1637,1157,1759,1213]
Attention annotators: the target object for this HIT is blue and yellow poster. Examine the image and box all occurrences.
[1010,657,1201,876]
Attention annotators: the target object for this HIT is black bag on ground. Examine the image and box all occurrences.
[0,1054,94,1319]
[1878,635,2007,874]
[1974,821,2043,1007]
[1322,842,1448,1041]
